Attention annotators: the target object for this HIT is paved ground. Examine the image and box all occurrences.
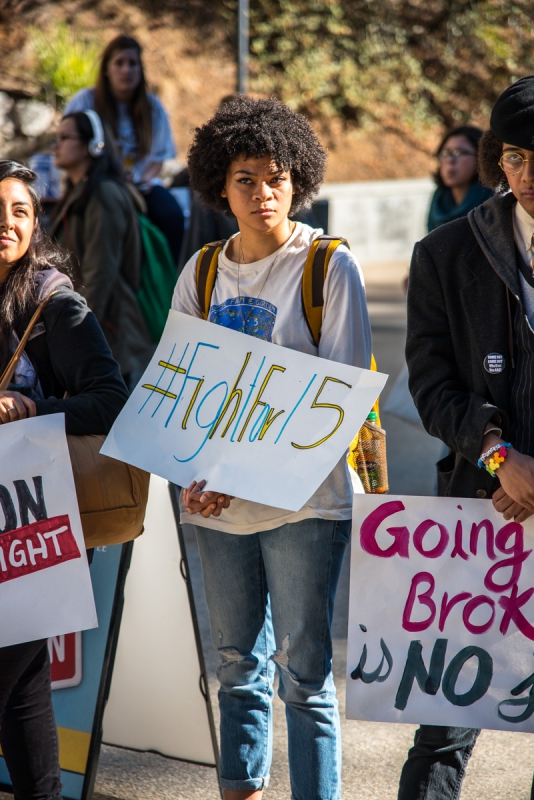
[5,267,534,800]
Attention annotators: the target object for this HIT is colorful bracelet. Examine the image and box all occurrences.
[477,442,512,477]
[478,443,506,466]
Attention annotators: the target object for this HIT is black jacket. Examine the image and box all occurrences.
[406,192,526,499]
[13,271,128,436]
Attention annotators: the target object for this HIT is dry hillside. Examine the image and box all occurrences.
[0,0,440,181]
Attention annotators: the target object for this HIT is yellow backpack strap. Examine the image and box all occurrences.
[370,354,381,426]
[302,235,349,346]
[195,239,227,320]
[302,235,381,429]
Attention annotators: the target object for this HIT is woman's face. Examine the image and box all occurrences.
[54,117,90,172]
[221,155,294,234]
[0,178,35,284]
[106,48,142,100]
[438,134,478,189]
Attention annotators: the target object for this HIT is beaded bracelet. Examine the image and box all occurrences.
[477,442,512,477]
[478,442,506,466]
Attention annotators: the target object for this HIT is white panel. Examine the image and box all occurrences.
[318,178,435,266]
[103,475,215,764]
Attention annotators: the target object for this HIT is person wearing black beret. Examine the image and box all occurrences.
[398,75,534,800]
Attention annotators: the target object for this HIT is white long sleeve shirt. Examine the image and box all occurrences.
[172,222,372,534]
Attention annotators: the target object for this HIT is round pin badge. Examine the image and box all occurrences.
[483,353,506,374]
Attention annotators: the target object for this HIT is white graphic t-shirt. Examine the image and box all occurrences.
[172,222,372,534]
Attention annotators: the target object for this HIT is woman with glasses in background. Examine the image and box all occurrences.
[47,111,152,386]
[427,125,493,232]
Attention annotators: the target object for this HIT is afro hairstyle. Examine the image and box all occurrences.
[187,96,326,216]
[478,129,509,192]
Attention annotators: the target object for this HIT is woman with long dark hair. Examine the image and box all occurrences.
[47,110,152,383]
[0,159,127,799]
[64,35,184,263]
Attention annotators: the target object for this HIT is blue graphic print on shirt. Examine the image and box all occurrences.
[209,296,277,342]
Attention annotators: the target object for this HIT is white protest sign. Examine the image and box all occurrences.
[0,414,97,647]
[102,311,387,511]
[347,495,534,732]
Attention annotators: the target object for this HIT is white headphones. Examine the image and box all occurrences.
[83,110,105,158]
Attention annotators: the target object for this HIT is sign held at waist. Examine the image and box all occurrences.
[102,312,387,510]
[348,494,534,732]
[0,414,96,648]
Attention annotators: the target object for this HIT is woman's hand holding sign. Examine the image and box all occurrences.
[0,390,36,424]
[183,479,233,518]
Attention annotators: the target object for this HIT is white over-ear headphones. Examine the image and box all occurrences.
[83,110,105,158]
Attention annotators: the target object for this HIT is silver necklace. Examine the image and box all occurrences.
[236,222,295,301]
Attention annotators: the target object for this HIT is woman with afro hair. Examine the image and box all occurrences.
[400,76,534,800]
[173,96,371,800]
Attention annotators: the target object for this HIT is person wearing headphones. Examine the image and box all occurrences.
[47,110,152,385]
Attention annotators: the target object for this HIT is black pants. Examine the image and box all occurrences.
[0,639,62,799]
[397,725,480,800]
[144,184,184,264]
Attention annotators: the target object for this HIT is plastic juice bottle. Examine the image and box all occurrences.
[356,411,388,494]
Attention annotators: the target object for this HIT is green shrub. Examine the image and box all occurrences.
[249,0,534,137]
[29,22,101,107]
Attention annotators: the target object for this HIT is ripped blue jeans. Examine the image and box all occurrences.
[194,517,351,800]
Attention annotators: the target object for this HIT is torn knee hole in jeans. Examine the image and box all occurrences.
[217,632,247,664]
[218,645,246,663]
[271,633,299,684]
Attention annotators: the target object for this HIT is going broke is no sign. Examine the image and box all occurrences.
[347,495,534,732]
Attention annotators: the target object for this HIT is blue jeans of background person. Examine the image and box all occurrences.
[194,517,351,800]
[397,725,480,800]
[0,639,62,799]
[144,184,184,264]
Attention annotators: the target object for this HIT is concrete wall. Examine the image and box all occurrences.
[318,178,434,266]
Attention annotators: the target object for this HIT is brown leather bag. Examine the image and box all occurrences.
[66,433,149,548]
[0,293,150,548]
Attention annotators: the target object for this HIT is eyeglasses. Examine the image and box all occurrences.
[499,152,534,176]
[437,148,477,162]
[52,135,82,147]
